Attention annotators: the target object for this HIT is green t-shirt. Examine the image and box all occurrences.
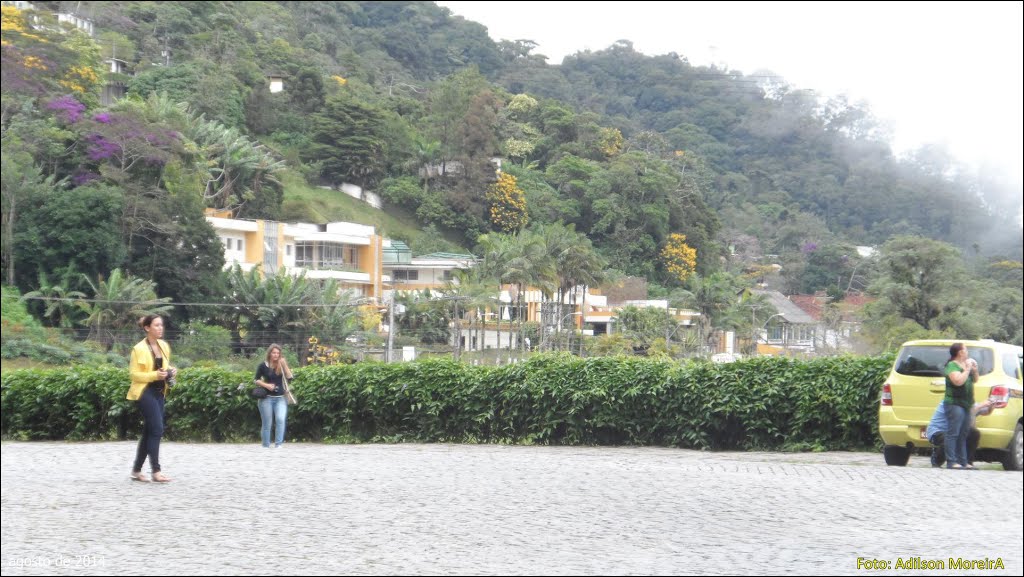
[944,360,974,409]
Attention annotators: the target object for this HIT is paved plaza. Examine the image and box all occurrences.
[2,442,1021,575]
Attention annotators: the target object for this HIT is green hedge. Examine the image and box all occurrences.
[0,354,895,449]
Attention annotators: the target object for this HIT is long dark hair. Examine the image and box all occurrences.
[947,342,965,365]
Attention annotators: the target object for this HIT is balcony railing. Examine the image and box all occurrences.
[294,259,363,273]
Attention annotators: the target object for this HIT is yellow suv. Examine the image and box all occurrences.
[878,339,1023,470]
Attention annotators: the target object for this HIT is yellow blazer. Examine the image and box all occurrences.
[127,338,172,400]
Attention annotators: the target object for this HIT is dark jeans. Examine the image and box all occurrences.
[133,386,165,473]
[930,428,980,467]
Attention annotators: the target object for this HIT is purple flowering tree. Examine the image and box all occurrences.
[80,112,179,178]
[46,95,86,123]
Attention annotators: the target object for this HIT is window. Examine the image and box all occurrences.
[895,346,995,377]
[322,243,344,267]
[286,245,292,257]
[237,239,243,252]
[263,222,278,274]
[295,242,314,267]
[442,270,453,281]
[1003,352,1022,379]
[225,238,232,250]
[393,269,419,281]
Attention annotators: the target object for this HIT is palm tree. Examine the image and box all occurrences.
[448,267,498,356]
[78,268,173,349]
[22,270,86,329]
[677,273,740,355]
[476,233,517,357]
[514,229,554,354]
[188,118,286,215]
[535,223,606,351]
[409,136,442,194]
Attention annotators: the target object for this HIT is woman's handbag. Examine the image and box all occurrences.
[283,375,297,405]
[250,384,268,399]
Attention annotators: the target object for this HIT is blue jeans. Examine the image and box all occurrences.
[258,396,288,447]
[943,403,968,467]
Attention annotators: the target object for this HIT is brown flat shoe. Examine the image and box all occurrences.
[130,471,150,482]
[151,472,172,483]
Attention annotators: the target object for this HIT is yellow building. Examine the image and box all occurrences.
[205,210,384,298]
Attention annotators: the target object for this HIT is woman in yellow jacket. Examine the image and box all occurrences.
[128,314,174,482]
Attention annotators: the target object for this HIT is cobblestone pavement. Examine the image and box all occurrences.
[2,442,1021,575]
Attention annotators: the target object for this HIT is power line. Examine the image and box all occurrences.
[7,294,380,309]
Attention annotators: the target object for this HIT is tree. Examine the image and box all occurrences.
[1,6,102,102]
[78,268,173,349]
[21,270,86,328]
[307,94,388,186]
[13,182,125,292]
[870,236,964,328]
[1,144,58,285]
[126,189,224,321]
[678,273,741,352]
[409,135,441,194]
[476,232,519,354]
[487,173,528,232]
[188,117,285,216]
[617,305,676,353]
[661,233,698,284]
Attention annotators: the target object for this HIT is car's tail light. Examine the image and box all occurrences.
[881,383,893,406]
[989,385,1009,409]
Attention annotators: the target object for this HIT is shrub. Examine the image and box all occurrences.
[2,354,894,449]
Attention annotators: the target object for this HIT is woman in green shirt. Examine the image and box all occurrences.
[943,342,979,469]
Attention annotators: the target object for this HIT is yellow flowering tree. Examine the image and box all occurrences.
[661,233,698,284]
[486,172,528,232]
[2,6,102,101]
[597,127,623,158]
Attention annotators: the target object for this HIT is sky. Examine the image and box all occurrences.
[438,1,1024,190]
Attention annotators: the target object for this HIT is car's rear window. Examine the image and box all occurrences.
[895,346,994,377]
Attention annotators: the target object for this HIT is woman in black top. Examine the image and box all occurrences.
[255,344,293,448]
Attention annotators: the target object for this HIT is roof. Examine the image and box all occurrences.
[788,295,823,321]
[752,290,817,324]
[415,252,477,260]
[383,240,412,265]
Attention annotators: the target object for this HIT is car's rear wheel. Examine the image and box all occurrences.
[1001,423,1023,471]
[883,445,910,466]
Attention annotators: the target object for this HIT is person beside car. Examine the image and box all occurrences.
[926,400,994,467]
[942,342,979,469]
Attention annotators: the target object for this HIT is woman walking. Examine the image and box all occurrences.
[254,344,293,448]
[127,314,174,482]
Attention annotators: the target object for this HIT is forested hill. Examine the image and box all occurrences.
[3,0,1021,300]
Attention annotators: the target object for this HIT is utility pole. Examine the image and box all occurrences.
[453,298,461,361]
[386,289,395,362]
[745,303,764,356]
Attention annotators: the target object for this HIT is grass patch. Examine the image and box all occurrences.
[280,171,468,253]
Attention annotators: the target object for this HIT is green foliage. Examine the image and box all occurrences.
[1,286,40,329]
[176,322,232,363]
[78,268,173,348]
[1,355,893,450]
[616,306,676,351]
[872,235,964,325]
[13,183,126,291]
[307,94,389,187]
